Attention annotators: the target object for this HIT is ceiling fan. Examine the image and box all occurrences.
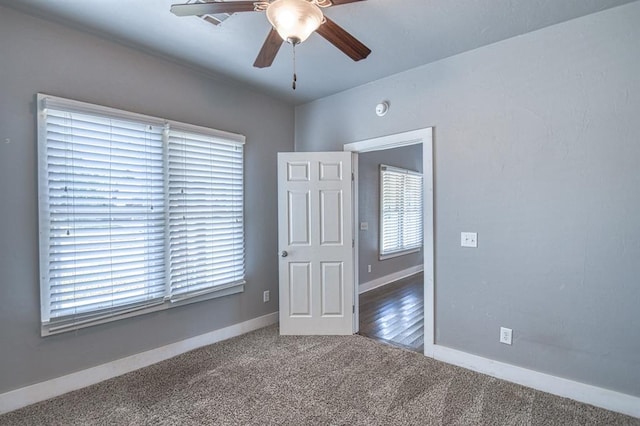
[170,0,371,69]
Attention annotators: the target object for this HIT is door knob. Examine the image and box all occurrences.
[280,250,288,258]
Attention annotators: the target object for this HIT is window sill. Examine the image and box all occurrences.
[41,281,245,337]
[379,247,421,261]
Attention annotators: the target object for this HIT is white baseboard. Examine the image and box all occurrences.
[432,344,640,419]
[359,264,423,294]
[0,312,279,415]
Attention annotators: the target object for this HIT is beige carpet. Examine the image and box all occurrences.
[1,325,638,425]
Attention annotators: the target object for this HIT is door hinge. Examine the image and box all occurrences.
[352,239,355,248]
[352,305,355,313]
[351,172,354,181]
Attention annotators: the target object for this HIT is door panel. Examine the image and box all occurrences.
[278,152,354,335]
[319,162,342,181]
[287,191,311,245]
[321,262,343,316]
[287,161,311,181]
[289,262,312,316]
[319,190,343,245]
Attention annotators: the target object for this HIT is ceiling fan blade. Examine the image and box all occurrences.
[170,1,256,16]
[316,17,371,62]
[254,29,284,68]
[329,0,365,5]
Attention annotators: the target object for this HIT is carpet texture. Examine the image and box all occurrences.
[1,325,638,425]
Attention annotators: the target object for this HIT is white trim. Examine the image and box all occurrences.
[0,312,278,415]
[379,248,421,261]
[166,121,245,144]
[351,154,360,333]
[422,130,435,358]
[433,345,640,419]
[36,94,51,326]
[42,283,246,336]
[40,93,166,127]
[359,265,424,294]
[344,128,430,153]
[39,93,245,144]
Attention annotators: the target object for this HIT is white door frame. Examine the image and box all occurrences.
[344,128,434,357]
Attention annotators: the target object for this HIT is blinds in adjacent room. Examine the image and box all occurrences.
[38,94,245,335]
[379,164,423,259]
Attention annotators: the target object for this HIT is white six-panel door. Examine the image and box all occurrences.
[277,152,354,335]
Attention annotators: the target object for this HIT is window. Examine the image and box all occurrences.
[167,127,244,301]
[37,94,245,335]
[379,164,423,259]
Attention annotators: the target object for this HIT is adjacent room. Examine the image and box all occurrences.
[357,144,425,352]
[1,0,639,423]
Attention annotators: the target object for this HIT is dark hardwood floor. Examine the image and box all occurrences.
[358,272,424,353]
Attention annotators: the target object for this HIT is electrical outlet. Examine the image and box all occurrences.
[461,232,478,248]
[500,327,512,345]
[367,265,372,273]
[263,290,270,303]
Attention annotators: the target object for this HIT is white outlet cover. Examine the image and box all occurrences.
[461,232,478,248]
[500,327,513,345]
[360,222,368,230]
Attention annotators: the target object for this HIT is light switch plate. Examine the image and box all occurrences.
[461,232,478,248]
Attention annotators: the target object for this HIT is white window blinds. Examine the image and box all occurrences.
[167,128,244,301]
[379,164,423,259]
[38,94,245,335]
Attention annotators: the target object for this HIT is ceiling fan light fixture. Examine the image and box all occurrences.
[266,0,324,45]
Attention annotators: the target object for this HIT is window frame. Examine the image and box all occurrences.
[37,94,245,336]
[378,164,423,260]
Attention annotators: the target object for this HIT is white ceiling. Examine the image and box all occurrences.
[3,0,636,104]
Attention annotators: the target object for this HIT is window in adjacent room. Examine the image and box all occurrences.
[37,94,245,335]
[379,164,423,259]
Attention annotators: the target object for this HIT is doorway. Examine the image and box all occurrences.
[355,144,424,351]
[344,128,434,356]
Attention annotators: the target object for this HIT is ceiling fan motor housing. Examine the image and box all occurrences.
[266,0,325,44]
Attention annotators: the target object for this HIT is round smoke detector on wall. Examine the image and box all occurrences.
[375,101,389,117]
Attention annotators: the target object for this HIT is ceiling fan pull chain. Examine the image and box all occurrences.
[292,43,297,90]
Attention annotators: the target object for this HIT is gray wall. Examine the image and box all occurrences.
[295,3,640,397]
[0,7,293,393]
[358,145,423,284]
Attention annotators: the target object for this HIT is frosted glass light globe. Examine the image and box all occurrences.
[267,0,324,44]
